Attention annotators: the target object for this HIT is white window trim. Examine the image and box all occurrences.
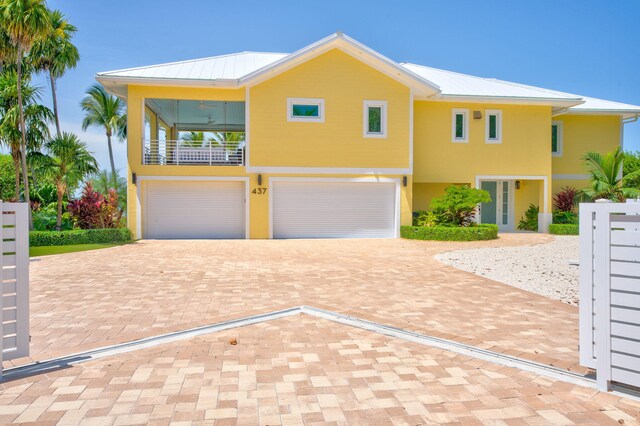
[287,97,325,123]
[363,100,388,138]
[552,120,563,157]
[451,108,469,143]
[485,110,502,144]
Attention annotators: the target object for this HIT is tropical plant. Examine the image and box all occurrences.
[80,84,126,177]
[0,69,52,199]
[553,186,578,213]
[430,185,491,227]
[30,8,78,137]
[33,201,72,230]
[578,147,640,202]
[210,131,245,152]
[517,204,539,231]
[412,210,442,227]
[553,210,578,225]
[623,150,640,190]
[0,0,53,229]
[32,132,98,230]
[0,153,16,200]
[68,181,122,229]
[89,169,126,211]
[179,131,207,147]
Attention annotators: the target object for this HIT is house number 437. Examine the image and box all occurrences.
[252,187,267,195]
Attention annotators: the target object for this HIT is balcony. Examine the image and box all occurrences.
[143,98,245,166]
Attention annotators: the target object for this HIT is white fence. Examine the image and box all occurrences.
[579,201,640,391]
[1,201,29,378]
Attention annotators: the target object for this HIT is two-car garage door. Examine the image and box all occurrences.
[144,180,245,239]
[142,179,398,239]
[272,181,397,239]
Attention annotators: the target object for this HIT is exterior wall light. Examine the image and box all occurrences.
[132,173,137,185]
[515,180,520,190]
[258,174,262,186]
[403,176,407,187]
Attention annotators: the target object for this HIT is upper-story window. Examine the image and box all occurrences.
[452,108,469,143]
[485,110,502,143]
[363,100,387,138]
[552,121,563,156]
[287,98,325,122]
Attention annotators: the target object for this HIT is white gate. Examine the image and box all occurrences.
[579,201,640,391]
[1,201,29,378]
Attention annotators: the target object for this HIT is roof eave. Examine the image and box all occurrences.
[566,108,640,118]
[422,94,584,108]
[96,75,240,93]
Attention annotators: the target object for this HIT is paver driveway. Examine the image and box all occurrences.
[13,233,584,374]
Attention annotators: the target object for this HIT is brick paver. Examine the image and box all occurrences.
[1,316,638,425]
[10,234,586,375]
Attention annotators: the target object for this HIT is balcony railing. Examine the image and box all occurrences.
[143,135,245,166]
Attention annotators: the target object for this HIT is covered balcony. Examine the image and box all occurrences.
[143,99,245,166]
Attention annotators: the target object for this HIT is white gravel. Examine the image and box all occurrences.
[436,236,579,305]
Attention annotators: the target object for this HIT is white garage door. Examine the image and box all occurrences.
[144,180,245,239]
[272,181,397,239]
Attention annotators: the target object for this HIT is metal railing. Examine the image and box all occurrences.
[143,134,245,166]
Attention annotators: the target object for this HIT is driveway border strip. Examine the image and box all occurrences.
[5,304,632,398]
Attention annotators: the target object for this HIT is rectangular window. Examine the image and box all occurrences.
[552,121,563,156]
[287,98,325,122]
[363,100,387,138]
[451,109,469,143]
[485,110,502,143]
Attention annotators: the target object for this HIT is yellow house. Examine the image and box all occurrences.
[96,33,640,239]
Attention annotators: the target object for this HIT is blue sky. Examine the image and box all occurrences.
[25,0,640,173]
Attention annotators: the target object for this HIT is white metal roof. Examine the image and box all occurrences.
[97,33,640,116]
[98,52,288,81]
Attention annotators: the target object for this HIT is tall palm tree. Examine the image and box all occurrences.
[80,84,125,177]
[30,9,78,138]
[33,132,98,230]
[578,147,640,202]
[0,68,51,199]
[0,0,52,229]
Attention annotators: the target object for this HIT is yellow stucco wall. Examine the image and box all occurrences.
[413,101,553,212]
[249,49,411,168]
[552,114,621,176]
[412,182,468,211]
[513,180,541,228]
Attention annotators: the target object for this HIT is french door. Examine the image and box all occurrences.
[480,180,514,231]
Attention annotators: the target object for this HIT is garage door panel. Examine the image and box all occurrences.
[145,180,245,239]
[272,181,396,239]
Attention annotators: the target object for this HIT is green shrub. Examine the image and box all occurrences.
[30,228,132,247]
[412,210,442,227]
[553,210,578,224]
[401,224,498,241]
[518,204,539,231]
[430,185,491,227]
[33,203,73,231]
[549,224,579,235]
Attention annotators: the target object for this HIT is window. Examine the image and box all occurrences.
[287,98,325,122]
[552,121,563,156]
[363,100,388,138]
[485,110,502,143]
[452,109,469,143]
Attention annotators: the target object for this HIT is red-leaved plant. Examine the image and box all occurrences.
[553,186,578,213]
[67,182,123,229]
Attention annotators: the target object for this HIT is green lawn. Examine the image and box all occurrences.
[30,243,128,257]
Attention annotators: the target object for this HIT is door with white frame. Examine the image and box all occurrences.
[479,180,514,231]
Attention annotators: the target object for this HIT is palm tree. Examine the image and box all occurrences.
[0,68,52,199]
[90,169,126,211]
[0,0,52,229]
[578,147,640,202]
[30,9,78,138]
[33,132,98,230]
[80,84,125,177]
[210,131,245,152]
[180,131,208,147]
